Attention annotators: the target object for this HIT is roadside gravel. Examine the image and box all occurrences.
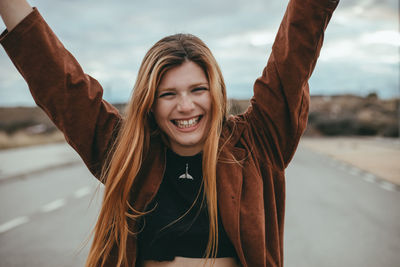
[300,137,400,185]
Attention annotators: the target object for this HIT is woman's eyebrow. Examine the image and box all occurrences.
[189,82,209,88]
[157,87,175,92]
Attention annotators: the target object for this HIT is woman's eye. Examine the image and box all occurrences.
[192,87,208,93]
[158,92,175,98]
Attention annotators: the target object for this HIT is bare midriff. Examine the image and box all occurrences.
[141,257,241,267]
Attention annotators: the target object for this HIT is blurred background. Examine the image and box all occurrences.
[0,0,399,105]
[0,0,399,266]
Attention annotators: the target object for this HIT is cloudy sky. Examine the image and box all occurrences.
[0,0,398,106]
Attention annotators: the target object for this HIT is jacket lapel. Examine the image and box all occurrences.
[216,145,247,266]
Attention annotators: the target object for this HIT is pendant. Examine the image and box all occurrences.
[179,163,194,180]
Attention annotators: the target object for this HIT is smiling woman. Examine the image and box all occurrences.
[154,61,212,156]
[0,0,339,267]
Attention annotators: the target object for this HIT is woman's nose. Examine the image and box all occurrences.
[177,95,195,112]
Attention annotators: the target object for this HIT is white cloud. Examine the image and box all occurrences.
[360,30,400,46]
[1,0,399,106]
[249,31,276,47]
[320,32,399,64]
[216,30,275,48]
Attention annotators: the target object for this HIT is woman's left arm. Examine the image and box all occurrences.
[244,0,339,169]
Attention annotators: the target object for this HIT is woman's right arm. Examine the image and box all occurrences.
[0,0,32,31]
[0,2,122,180]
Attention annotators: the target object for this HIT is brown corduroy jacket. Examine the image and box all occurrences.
[0,0,339,266]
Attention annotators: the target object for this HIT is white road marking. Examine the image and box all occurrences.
[0,187,97,234]
[328,158,398,192]
[363,173,378,183]
[74,186,91,198]
[40,199,67,213]
[0,216,29,234]
[349,167,363,176]
[380,182,396,192]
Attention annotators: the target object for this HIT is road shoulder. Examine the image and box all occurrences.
[300,137,400,185]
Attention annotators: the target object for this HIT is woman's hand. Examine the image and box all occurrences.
[0,0,33,31]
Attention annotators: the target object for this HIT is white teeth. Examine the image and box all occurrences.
[175,117,200,128]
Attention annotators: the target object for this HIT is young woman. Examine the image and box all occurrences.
[0,0,339,266]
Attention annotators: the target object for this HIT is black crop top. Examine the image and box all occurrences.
[137,149,237,261]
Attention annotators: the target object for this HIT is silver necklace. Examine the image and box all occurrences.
[178,163,194,180]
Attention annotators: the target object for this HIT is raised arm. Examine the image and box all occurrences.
[244,0,339,169]
[0,0,32,30]
[0,4,121,179]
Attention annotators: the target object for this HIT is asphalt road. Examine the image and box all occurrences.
[285,146,400,267]
[0,145,399,267]
[0,163,101,267]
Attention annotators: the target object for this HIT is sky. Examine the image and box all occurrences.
[0,0,399,106]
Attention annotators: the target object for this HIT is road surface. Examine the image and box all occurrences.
[0,143,399,266]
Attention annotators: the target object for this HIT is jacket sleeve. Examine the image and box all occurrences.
[244,0,339,169]
[0,8,122,179]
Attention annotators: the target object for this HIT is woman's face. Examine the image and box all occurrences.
[153,60,212,156]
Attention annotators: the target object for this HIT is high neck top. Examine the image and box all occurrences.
[137,148,237,261]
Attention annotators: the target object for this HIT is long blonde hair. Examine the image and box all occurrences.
[86,34,227,267]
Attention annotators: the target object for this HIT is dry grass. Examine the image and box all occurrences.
[0,130,65,150]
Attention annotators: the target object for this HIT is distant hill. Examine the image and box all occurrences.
[0,95,398,149]
[306,94,398,137]
[228,94,399,137]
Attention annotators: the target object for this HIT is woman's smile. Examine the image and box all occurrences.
[172,115,203,129]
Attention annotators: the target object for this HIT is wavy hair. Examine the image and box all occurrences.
[86,33,227,267]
